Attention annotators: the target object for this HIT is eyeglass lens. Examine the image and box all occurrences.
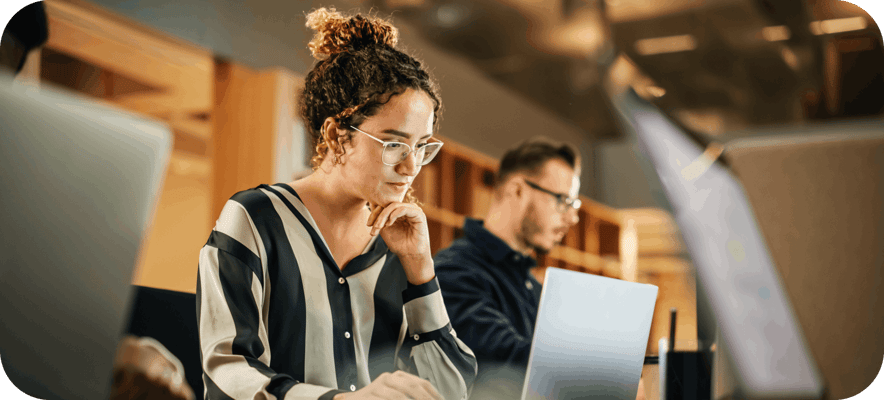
[383,143,442,166]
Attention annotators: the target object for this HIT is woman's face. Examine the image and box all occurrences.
[338,88,435,206]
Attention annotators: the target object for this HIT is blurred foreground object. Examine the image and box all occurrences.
[0,70,171,399]
[111,336,195,400]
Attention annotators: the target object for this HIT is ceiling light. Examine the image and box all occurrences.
[781,48,800,70]
[809,17,868,35]
[434,3,470,28]
[761,26,791,42]
[646,86,666,98]
[634,34,697,56]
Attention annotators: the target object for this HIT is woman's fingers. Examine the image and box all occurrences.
[367,203,384,226]
[385,206,418,228]
[384,371,442,400]
[371,203,410,235]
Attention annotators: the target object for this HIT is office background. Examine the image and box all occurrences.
[7,1,882,399]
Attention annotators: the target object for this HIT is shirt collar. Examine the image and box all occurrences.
[463,218,536,270]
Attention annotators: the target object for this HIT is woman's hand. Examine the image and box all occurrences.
[333,371,442,400]
[367,202,434,285]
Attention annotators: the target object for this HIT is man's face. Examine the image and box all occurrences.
[517,159,581,254]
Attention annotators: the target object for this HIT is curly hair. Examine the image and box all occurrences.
[300,8,440,204]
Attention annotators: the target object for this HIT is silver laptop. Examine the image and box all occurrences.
[0,77,172,399]
[609,88,824,399]
[522,267,658,400]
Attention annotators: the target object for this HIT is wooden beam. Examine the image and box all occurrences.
[44,0,214,113]
[422,204,466,229]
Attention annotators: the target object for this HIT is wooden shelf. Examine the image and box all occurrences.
[37,0,302,294]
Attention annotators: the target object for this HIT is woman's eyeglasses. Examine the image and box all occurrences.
[524,180,582,213]
[350,126,444,166]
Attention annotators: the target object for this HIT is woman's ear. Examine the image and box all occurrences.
[321,118,340,152]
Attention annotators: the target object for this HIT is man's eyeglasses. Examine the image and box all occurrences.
[350,126,444,166]
[524,180,582,213]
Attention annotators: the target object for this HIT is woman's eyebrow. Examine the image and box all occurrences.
[381,129,433,140]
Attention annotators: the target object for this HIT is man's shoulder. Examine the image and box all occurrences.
[434,237,485,266]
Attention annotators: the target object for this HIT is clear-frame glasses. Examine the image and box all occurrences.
[350,125,444,166]
[524,180,582,213]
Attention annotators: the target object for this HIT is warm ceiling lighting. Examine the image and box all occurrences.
[646,86,666,98]
[634,34,697,55]
[781,48,800,70]
[809,17,868,35]
[761,26,791,41]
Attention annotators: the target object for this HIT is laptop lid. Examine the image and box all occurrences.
[0,78,172,399]
[609,88,824,398]
[522,267,658,400]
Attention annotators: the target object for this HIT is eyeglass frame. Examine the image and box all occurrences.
[523,180,582,213]
[349,125,444,166]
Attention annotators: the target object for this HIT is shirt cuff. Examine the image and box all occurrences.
[318,389,348,400]
[402,277,450,335]
[284,385,346,400]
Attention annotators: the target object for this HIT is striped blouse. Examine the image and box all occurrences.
[197,183,477,400]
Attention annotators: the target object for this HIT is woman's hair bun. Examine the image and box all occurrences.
[306,8,399,60]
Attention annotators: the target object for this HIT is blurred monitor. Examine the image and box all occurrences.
[521,267,658,400]
[721,124,884,399]
[0,76,172,399]
[608,88,825,399]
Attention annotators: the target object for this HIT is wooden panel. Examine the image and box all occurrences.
[211,62,282,217]
[44,0,214,114]
[644,272,698,355]
[168,150,212,181]
[132,164,210,293]
[636,231,685,256]
[428,219,443,256]
[452,157,473,215]
[584,217,601,254]
[437,150,456,210]
[436,134,499,171]
[637,257,691,274]
[422,204,466,228]
[598,220,621,257]
[546,246,605,272]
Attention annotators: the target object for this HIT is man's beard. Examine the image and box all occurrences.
[518,203,556,255]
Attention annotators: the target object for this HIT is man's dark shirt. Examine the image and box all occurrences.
[434,218,542,396]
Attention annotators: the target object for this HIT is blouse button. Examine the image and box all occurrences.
[338,277,345,285]
[525,280,534,290]
[350,384,356,391]
[345,331,351,339]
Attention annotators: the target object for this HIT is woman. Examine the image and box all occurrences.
[197,7,477,400]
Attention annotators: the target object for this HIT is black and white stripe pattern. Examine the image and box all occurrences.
[197,183,477,400]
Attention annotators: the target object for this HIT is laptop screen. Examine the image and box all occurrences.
[522,267,657,400]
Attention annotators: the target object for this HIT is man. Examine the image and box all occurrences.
[435,138,646,400]
[0,1,48,81]
[434,138,582,398]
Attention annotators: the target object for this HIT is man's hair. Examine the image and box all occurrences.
[0,2,49,74]
[496,137,580,187]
